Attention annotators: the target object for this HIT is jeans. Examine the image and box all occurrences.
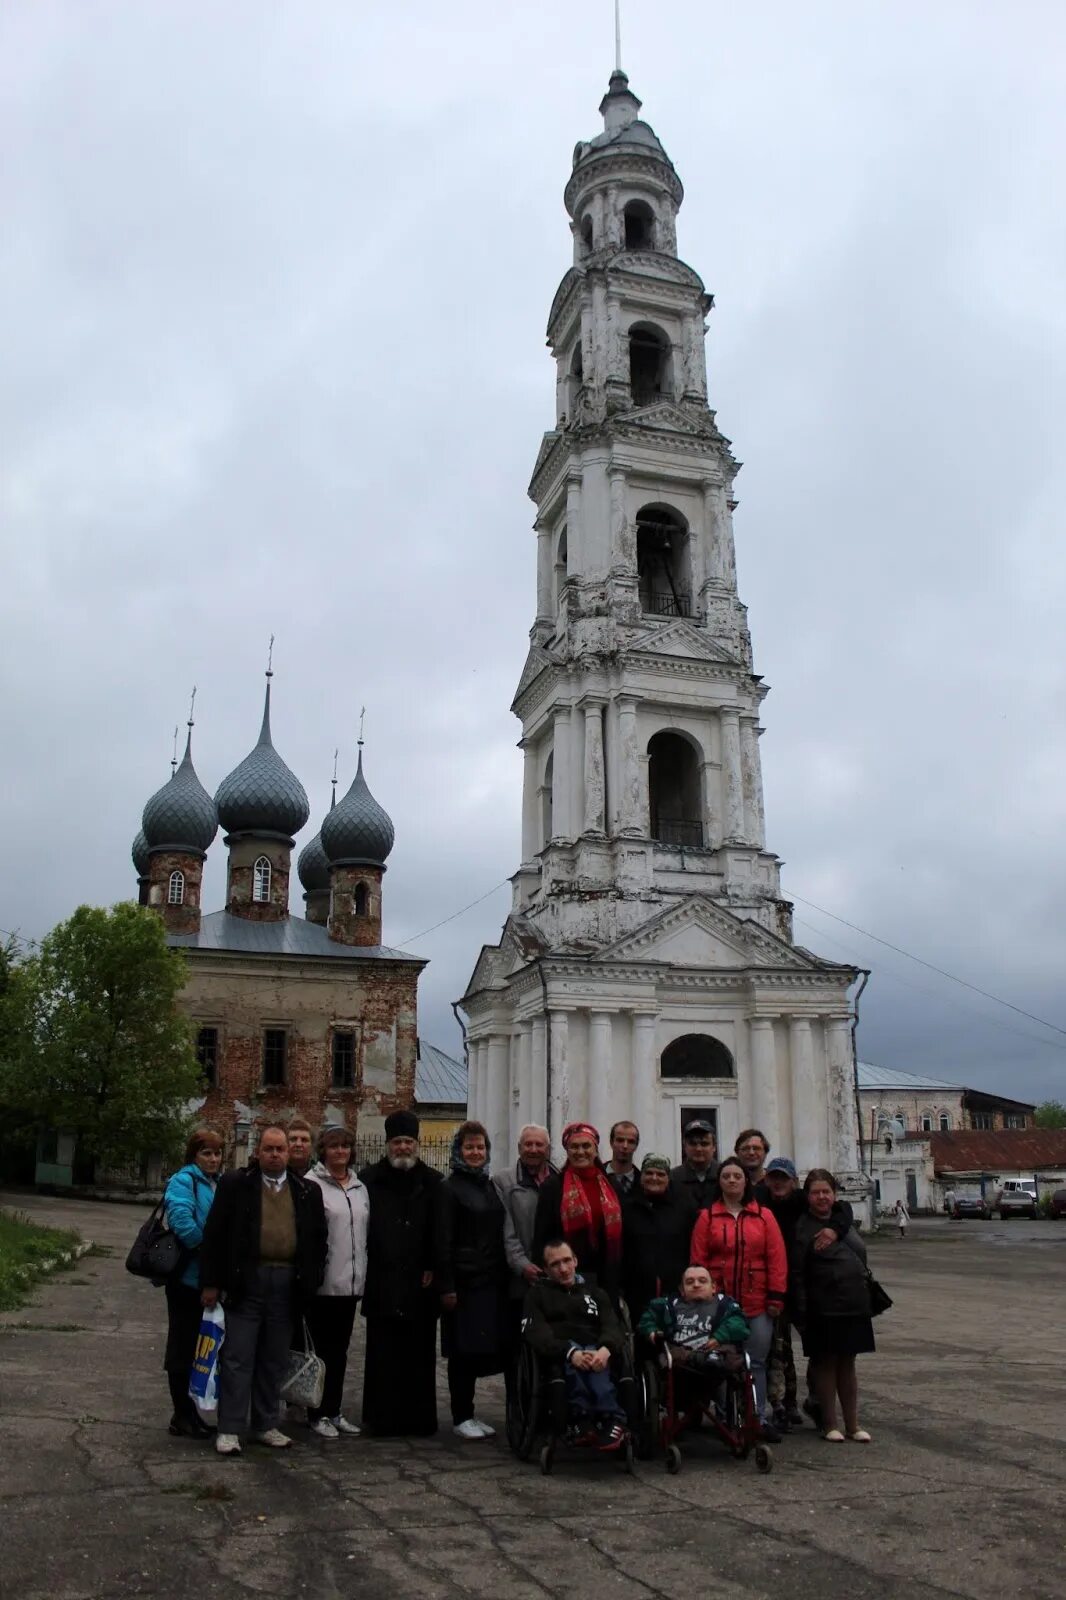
[743,1312,774,1420]
[563,1347,624,1422]
[217,1264,294,1436]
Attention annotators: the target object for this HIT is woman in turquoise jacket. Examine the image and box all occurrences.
[162,1126,223,1437]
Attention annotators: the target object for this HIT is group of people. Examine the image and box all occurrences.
[159,1108,877,1456]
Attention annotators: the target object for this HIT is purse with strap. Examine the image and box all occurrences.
[867,1272,893,1317]
[280,1318,326,1409]
[125,1196,186,1284]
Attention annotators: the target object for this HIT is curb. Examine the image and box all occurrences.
[5,1238,94,1291]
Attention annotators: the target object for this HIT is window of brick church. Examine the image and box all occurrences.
[1005,1112,1026,1129]
[262,1029,287,1086]
[971,1111,993,1130]
[196,1027,219,1086]
[168,870,185,905]
[939,1113,950,1130]
[332,1030,356,1089]
[354,883,369,917]
[253,856,271,903]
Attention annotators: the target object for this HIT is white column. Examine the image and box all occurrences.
[487,1033,511,1169]
[609,467,630,568]
[789,1017,822,1171]
[588,1012,613,1141]
[582,702,606,835]
[703,479,726,588]
[551,705,572,840]
[535,522,552,625]
[530,1015,548,1129]
[521,742,539,861]
[632,1013,659,1155]
[699,757,720,848]
[720,708,745,843]
[616,696,642,835]
[740,718,766,849]
[466,1037,482,1119]
[548,1010,569,1157]
[749,1018,780,1152]
[826,1017,858,1172]
[515,1021,534,1137]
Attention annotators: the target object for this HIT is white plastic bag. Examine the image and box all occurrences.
[188,1303,225,1418]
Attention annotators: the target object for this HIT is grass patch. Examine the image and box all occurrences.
[9,1321,88,1333]
[0,1209,83,1312]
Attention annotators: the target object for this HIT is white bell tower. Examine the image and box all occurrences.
[461,69,864,1184]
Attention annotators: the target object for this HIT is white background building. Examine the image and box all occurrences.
[460,70,863,1174]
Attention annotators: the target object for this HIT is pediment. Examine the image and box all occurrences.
[600,897,818,972]
[625,401,702,435]
[528,430,564,495]
[463,915,546,1002]
[627,617,736,663]
[512,643,558,704]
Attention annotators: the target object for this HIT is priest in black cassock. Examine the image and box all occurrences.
[358,1110,443,1436]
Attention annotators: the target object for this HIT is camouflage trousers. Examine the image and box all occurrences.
[767,1314,797,1408]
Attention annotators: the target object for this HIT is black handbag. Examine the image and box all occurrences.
[867,1273,893,1317]
[125,1196,186,1284]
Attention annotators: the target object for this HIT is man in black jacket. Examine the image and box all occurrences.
[670,1119,720,1211]
[524,1240,627,1451]
[358,1110,443,1437]
[200,1122,327,1456]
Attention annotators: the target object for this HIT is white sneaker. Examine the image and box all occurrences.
[453,1419,487,1440]
[250,1428,292,1449]
[215,1433,241,1456]
[331,1415,361,1436]
[310,1417,339,1439]
[472,1418,495,1438]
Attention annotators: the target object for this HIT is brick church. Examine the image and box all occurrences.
[131,670,425,1160]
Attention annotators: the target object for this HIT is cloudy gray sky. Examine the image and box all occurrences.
[3,1,1065,1102]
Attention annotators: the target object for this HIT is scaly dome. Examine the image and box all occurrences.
[321,750,395,869]
[215,680,310,839]
[297,789,335,894]
[142,732,218,855]
[132,827,150,877]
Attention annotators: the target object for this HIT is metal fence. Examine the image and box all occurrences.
[351,1135,455,1175]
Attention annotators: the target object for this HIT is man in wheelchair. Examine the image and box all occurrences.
[523,1240,628,1452]
[638,1265,750,1382]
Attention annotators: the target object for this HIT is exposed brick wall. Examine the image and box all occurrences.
[327,864,384,947]
[147,850,204,936]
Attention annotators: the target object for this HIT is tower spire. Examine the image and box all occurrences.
[615,0,623,73]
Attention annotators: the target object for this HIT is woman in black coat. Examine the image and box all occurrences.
[437,1120,510,1440]
[791,1168,875,1444]
[622,1154,698,1326]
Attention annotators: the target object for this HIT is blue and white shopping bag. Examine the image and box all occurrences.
[188,1304,225,1415]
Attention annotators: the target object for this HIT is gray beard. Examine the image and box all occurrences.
[387,1154,416,1170]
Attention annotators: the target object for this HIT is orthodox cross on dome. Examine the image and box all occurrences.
[331,747,339,806]
[170,724,179,777]
[187,684,197,730]
[358,706,366,748]
[265,634,275,680]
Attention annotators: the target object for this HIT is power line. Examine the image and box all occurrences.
[792,893,1066,1041]
[395,879,511,949]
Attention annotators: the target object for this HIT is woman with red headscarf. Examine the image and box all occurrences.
[532,1124,625,1300]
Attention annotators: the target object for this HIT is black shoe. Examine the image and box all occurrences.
[786,1405,805,1428]
[773,1404,790,1433]
[802,1396,823,1430]
[759,1421,782,1444]
[169,1411,213,1440]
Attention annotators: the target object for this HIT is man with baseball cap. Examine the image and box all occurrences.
[358,1111,443,1436]
[670,1119,720,1211]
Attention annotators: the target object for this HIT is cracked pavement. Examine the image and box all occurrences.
[2,1192,1064,1600]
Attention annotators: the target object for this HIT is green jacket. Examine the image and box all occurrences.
[638,1291,750,1348]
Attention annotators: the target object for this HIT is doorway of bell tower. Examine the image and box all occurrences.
[679,1105,719,1149]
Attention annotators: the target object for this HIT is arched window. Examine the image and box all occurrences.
[628,321,670,406]
[660,1034,734,1079]
[553,527,569,611]
[167,870,185,906]
[623,199,655,250]
[354,882,369,917]
[579,213,594,255]
[636,506,690,616]
[648,731,703,847]
[253,856,271,903]
[541,750,554,847]
[920,1114,932,1132]
[939,1112,950,1131]
[565,344,584,422]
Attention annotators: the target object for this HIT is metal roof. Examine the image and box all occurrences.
[168,910,422,964]
[415,1040,467,1106]
[856,1062,962,1092]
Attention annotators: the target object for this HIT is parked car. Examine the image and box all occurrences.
[953,1194,991,1220]
[1049,1189,1066,1219]
[995,1180,1039,1220]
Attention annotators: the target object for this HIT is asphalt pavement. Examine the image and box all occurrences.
[2,1191,1064,1600]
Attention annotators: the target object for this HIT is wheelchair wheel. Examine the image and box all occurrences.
[665,1444,681,1475]
[623,1438,636,1475]
[539,1442,554,1476]
[755,1443,773,1474]
[637,1360,661,1460]
[507,1343,541,1462]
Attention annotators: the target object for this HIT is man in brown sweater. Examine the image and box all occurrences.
[200,1122,327,1456]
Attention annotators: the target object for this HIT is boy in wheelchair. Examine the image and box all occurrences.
[638,1265,750,1390]
[523,1239,628,1452]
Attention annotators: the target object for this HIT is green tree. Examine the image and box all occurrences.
[1033,1100,1066,1129]
[0,904,200,1167]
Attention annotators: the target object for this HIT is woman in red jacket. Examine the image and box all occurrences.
[691,1156,787,1440]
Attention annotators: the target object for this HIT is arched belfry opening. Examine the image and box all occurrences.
[628,322,670,406]
[636,507,690,617]
[660,1034,735,1078]
[648,731,703,847]
[553,527,569,611]
[541,751,554,847]
[579,213,594,255]
[623,199,655,250]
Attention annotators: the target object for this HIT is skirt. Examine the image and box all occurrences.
[801,1312,876,1360]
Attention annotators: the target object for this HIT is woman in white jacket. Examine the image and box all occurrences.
[304,1124,370,1438]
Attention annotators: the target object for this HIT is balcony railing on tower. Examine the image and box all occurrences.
[653,819,705,848]
[646,589,692,618]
